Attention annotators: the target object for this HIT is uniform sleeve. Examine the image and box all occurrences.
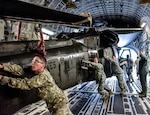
[105,57,112,62]
[142,55,147,62]
[0,74,48,90]
[142,55,148,71]
[3,64,24,76]
[90,62,97,68]
[120,61,127,66]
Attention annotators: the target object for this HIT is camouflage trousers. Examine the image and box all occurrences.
[116,73,127,90]
[97,72,111,96]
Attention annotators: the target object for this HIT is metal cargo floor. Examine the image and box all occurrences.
[14,74,150,115]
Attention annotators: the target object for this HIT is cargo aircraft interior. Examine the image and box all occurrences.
[0,0,150,115]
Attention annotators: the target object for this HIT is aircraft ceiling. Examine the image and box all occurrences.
[42,0,150,28]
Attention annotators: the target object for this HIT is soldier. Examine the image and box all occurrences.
[0,54,73,115]
[126,55,134,82]
[139,50,148,97]
[135,56,140,77]
[104,53,127,95]
[85,56,112,100]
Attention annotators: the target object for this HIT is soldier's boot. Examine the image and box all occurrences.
[120,88,128,95]
[139,92,146,97]
[103,93,110,100]
[109,90,113,95]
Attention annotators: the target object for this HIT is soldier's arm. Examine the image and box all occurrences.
[1,64,24,76]
[142,55,148,67]
[142,55,148,61]
[82,60,92,67]
[89,62,98,68]
[0,74,50,90]
[104,56,112,62]
[82,60,97,68]
[120,61,127,66]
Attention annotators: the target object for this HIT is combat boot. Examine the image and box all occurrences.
[120,89,128,95]
[103,93,110,100]
[139,92,146,97]
[109,90,113,95]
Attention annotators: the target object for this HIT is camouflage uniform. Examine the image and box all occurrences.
[105,57,127,92]
[89,62,111,96]
[139,55,148,95]
[0,64,73,115]
[126,57,134,82]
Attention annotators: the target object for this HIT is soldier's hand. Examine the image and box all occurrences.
[104,52,107,58]
[0,75,3,80]
[0,64,4,69]
[83,60,91,63]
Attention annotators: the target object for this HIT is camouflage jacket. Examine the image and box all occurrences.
[90,62,104,74]
[89,62,106,82]
[0,64,68,109]
[105,57,123,74]
[139,55,148,74]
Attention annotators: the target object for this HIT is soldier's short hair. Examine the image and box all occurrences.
[34,53,47,64]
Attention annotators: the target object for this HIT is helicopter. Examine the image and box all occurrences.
[0,0,120,114]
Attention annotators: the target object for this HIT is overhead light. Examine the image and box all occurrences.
[66,0,77,9]
[41,28,55,35]
[141,22,146,28]
[140,0,150,4]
